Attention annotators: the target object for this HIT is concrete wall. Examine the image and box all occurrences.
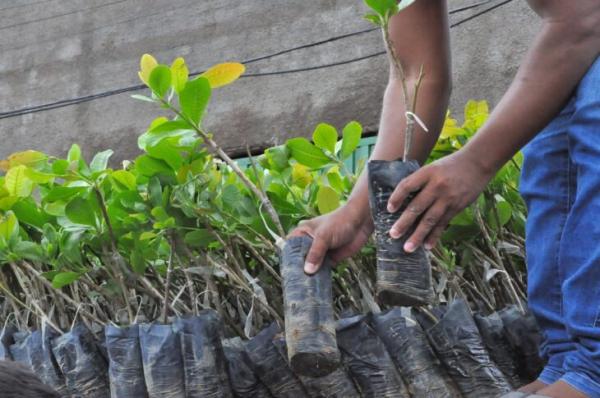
[0,0,540,162]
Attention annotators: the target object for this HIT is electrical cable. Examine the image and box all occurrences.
[0,0,514,120]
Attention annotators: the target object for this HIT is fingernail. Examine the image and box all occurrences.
[389,228,400,239]
[404,242,415,253]
[387,204,396,213]
[424,243,434,250]
[304,262,317,274]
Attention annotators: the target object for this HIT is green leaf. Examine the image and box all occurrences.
[135,155,174,177]
[24,167,55,184]
[68,144,81,163]
[312,123,338,153]
[44,186,86,202]
[146,139,184,171]
[363,14,382,25]
[130,249,147,274]
[90,150,113,173]
[184,229,215,248]
[111,170,137,191]
[5,165,34,197]
[0,211,18,242]
[327,167,345,192]
[221,184,242,208]
[65,197,97,227]
[363,0,398,17]
[52,272,80,289]
[264,145,290,171]
[170,57,189,93]
[148,65,172,98]
[179,77,211,126]
[12,199,52,229]
[341,121,362,159]
[286,138,331,169]
[450,207,474,226]
[139,120,195,150]
[488,195,512,229]
[316,186,340,215]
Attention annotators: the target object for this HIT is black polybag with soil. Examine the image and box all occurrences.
[243,322,309,398]
[139,323,186,398]
[51,324,110,398]
[420,299,512,398]
[474,311,521,387]
[372,308,461,397]
[368,160,434,306]
[271,332,360,398]
[10,326,69,396]
[173,312,233,398]
[105,324,148,398]
[280,236,340,377]
[499,305,545,383]
[222,337,272,398]
[336,314,410,397]
[0,323,18,360]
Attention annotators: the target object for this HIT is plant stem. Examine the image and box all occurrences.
[162,100,286,240]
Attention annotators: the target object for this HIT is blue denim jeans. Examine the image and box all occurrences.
[520,56,600,398]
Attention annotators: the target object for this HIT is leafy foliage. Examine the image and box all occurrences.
[0,56,526,334]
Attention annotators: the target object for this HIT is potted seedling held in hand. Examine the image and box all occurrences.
[364,0,435,306]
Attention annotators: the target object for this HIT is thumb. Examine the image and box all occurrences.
[304,234,328,275]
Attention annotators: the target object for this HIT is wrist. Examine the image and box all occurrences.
[344,197,374,232]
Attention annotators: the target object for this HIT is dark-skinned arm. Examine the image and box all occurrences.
[290,0,451,273]
[388,0,600,252]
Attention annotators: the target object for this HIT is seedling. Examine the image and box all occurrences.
[364,0,435,306]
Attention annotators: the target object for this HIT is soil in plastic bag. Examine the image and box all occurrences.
[499,306,545,383]
[271,333,359,398]
[372,308,461,397]
[105,324,148,398]
[422,299,512,397]
[9,326,69,395]
[368,160,434,306]
[139,323,185,398]
[173,311,233,398]
[280,236,340,377]
[222,337,272,398]
[51,324,110,398]
[0,323,18,360]
[336,314,410,397]
[474,311,521,387]
[244,323,309,398]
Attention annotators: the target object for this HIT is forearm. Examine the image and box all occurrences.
[462,18,600,173]
[347,77,450,220]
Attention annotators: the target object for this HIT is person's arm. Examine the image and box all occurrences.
[387,0,600,252]
[291,0,451,273]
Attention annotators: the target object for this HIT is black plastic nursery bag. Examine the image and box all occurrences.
[105,324,148,398]
[368,160,434,306]
[244,323,308,398]
[51,324,110,398]
[22,327,69,395]
[0,323,17,360]
[372,308,461,397]
[280,236,340,377]
[139,323,186,398]
[336,314,410,398]
[222,337,272,398]
[173,311,233,398]
[423,299,512,398]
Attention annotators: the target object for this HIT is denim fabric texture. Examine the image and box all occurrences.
[520,56,600,398]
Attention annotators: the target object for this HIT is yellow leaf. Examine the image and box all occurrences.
[6,150,47,169]
[292,163,312,189]
[138,53,158,85]
[463,100,489,131]
[170,57,189,93]
[5,165,34,197]
[200,62,245,88]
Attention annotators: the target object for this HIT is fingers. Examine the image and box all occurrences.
[387,169,428,213]
[404,205,452,252]
[304,234,328,275]
[424,222,448,250]
[389,186,436,239]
